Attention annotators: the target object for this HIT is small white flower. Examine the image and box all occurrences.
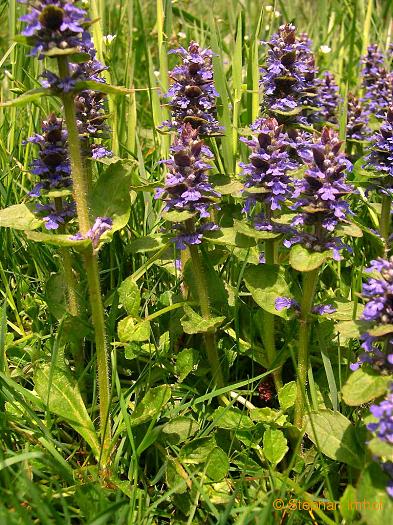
[178,31,186,39]
[154,70,160,78]
[274,10,281,18]
[103,34,116,46]
[320,45,332,54]
[265,5,273,12]
[265,25,270,32]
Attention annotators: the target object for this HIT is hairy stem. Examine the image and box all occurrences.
[57,57,111,461]
[294,268,319,428]
[379,194,391,252]
[188,242,224,388]
[263,240,282,392]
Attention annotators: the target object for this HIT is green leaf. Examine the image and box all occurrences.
[339,485,357,522]
[0,203,42,230]
[233,219,281,240]
[175,348,200,382]
[336,319,366,342]
[117,316,150,343]
[250,408,288,426]
[304,410,364,469]
[243,264,291,318]
[342,368,392,406]
[180,306,225,335]
[129,235,167,253]
[209,174,243,195]
[289,244,331,272]
[0,87,49,108]
[74,80,133,96]
[91,160,132,236]
[210,407,254,430]
[204,227,256,248]
[129,385,171,427]
[278,381,297,411]
[262,428,288,466]
[328,301,363,321]
[356,463,393,524]
[34,364,100,458]
[161,416,199,445]
[118,277,140,317]
[336,222,363,238]
[368,324,393,337]
[367,437,393,458]
[26,231,90,250]
[162,210,196,222]
[180,437,216,464]
[205,447,229,481]
[45,274,67,320]
[43,47,90,62]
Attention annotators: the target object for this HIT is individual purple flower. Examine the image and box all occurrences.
[285,127,353,258]
[71,216,112,248]
[363,108,393,197]
[155,123,220,250]
[312,304,337,315]
[240,117,298,231]
[275,297,299,311]
[162,41,222,135]
[314,71,340,125]
[346,93,370,141]
[350,257,393,372]
[19,0,89,58]
[261,24,317,120]
[361,44,393,119]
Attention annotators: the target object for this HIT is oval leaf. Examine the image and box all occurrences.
[289,244,331,272]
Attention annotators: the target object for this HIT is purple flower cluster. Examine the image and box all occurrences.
[240,117,297,230]
[71,216,113,248]
[26,113,75,229]
[285,127,353,259]
[368,385,393,443]
[361,44,393,119]
[363,108,393,196]
[346,93,370,141]
[314,71,340,125]
[155,124,219,249]
[351,258,393,371]
[162,41,222,135]
[261,24,318,118]
[367,385,393,498]
[19,0,89,58]
[73,34,112,159]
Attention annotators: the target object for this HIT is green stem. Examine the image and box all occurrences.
[294,268,319,428]
[57,57,111,461]
[188,242,224,388]
[54,197,85,384]
[263,240,282,392]
[379,194,391,252]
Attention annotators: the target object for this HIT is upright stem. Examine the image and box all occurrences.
[263,240,282,392]
[379,194,391,252]
[57,57,111,461]
[188,242,224,388]
[294,268,319,428]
